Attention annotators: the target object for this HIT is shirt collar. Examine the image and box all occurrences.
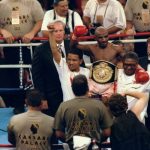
[57,41,64,47]
[76,95,88,99]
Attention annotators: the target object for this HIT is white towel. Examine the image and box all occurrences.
[73,135,91,150]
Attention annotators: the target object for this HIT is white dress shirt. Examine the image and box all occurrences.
[54,58,90,101]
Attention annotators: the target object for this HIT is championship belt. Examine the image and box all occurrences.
[90,60,117,84]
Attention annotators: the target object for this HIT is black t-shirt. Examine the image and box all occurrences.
[110,111,150,150]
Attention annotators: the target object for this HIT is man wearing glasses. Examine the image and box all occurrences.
[117,51,150,124]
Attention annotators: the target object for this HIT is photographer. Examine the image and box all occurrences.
[83,0,126,34]
[41,0,83,38]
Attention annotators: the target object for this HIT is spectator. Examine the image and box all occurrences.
[0,0,44,114]
[117,51,150,123]
[125,0,150,69]
[41,0,83,38]
[37,0,81,12]
[48,22,90,101]
[54,74,113,149]
[108,91,150,150]
[7,89,54,150]
[0,0,44,44]
[83,0,126,34]
[32,20,71,117]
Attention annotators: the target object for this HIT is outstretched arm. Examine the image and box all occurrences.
[70,33,91,51]
[48,24,61,64]
[125,91,149,120]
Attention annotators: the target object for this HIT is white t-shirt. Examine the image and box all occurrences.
[41,9,83,32]
[54,58,90,101]
[117,69,150,122]
[83,0,126,30]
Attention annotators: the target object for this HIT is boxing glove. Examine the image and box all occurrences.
[135,68,149,84]
[73,25,88,37]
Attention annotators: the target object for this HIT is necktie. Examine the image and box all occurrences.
[58,44,65,58]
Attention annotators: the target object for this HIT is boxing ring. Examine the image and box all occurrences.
[0,31,150,149]
[0,107,110,149]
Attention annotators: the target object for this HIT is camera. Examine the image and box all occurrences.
[89,23,101,35]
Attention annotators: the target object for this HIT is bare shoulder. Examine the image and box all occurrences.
[111,43,121,50]
[111,43,124,53]
[88,43,98,51]
[90,43,98,48]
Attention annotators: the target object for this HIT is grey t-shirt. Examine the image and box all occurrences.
[0,0,44,37]
[8,111,54,150]
[54,97,113,143]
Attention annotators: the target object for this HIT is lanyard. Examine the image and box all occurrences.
[93,0,110,24]
[53,10,69,25]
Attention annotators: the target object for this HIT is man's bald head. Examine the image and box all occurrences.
[95,26,109,48]
[95,26,108,37]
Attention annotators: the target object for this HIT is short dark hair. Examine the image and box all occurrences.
[68,48,83,59]
[108,94,128,117]
[72,74,89,96]
[123,51,139,63]
[26,89,43,107]
[53,0,68,5]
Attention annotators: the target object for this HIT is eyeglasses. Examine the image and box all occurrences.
[123,63,137,67]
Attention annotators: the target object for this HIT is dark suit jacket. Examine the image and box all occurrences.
[32,40,70,116]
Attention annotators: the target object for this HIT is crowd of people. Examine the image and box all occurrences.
[0,0,150,149]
